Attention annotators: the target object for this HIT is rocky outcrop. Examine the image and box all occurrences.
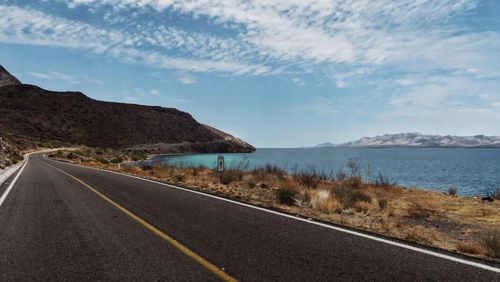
[0,65,21,87]
[0,137,22,170]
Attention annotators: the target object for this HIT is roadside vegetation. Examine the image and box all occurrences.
[50,148,500,261]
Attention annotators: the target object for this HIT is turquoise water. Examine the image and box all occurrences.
[143,148,500,196]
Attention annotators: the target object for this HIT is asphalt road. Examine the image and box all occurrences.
[0,153,499,281]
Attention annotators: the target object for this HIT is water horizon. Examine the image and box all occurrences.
[138,147,500,196]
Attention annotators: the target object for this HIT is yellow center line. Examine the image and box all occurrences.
[43,161,238,282]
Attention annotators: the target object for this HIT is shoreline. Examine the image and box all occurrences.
[133,150,496,197]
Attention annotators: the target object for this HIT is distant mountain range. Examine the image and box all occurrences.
[315,133,500,148]
[313,142,337,148]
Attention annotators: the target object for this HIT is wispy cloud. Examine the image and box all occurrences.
[55,1,496,70]
[376,73,500,134]
[292,78,305,86]
[29,70,102,85]
[177,73,197,85]
[149,89,160,96]
[2,1,500,114]
[0,4,270,76]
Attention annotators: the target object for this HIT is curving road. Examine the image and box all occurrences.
[0,153,499,281]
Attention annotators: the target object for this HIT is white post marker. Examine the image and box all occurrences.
[217,155,224,183]
[217,155,225,172]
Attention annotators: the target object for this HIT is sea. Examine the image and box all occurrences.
[141,147,500,196]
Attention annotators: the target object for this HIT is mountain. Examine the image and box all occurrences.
[313,142,336,148]
[0,65,21,87]
[0,67,254,154]
[338,133,500,148]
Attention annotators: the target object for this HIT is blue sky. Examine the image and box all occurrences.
[1,0,500,147]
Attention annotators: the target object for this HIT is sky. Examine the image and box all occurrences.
[1,0,500,148]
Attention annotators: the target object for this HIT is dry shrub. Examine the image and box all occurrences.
[354,201,372,213]
[386,207,396,217]
[345,176,363,189]
[380,221,395,233]
[307,189,326,206]
[279,178,300,190]
[141,164,153,171]
[406,201,433,219]
[262,163,287,179]
[481,209,494,217]
[482,188,500,200]
[150,166,173,179]
[331,186,372,209]
[251,169,270,182]
[219,169,244,184]
[277,187,298,205]
[373,172,396,188]
[483,230,500,258]
[448,187,458,196]
[405,225,439,244]
[293,168,321,188]
[456,241,484,255]
[307,189,342,214]
[191,167,202,176]
[174,173,185,182]
[251,169,282,188]
[378,198,388,211]
[318,197,342,214]
[243,175,257,188]
[122,166,142,174]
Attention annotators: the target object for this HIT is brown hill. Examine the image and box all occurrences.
[0,65,22,87]
[0,80,254,154]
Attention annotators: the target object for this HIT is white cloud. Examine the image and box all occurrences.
[292,77,304,86]
[57,0,490,70]
[29,70,102,85]
[0,5,270,76]
[149,89,160,95]
[376,73,500,135]
[3,1,500,95]
[177,73,197,85]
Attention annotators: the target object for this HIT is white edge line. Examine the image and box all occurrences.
[43,155,500,273]
[0,157,29,207]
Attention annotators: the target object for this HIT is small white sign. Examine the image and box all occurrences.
[217,155,225,172]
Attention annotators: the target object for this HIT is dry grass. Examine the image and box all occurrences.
[406,201,433,219]
[380,220,396,234]
[52,149,500,261]
[405,225,442,244]
[331,186,372,209]
[378,198,388,211]
[456,241,485,255]
[307,190,342,214]
[354,201,372,214]
[483,230,500,258]
[318,197,342,214]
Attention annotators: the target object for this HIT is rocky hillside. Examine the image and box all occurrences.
[0,65,21,87]
[0,137,22,170]
[0,66,254,154]
[338,133,500,148]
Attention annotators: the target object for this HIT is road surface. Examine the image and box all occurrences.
[0,153,499,281]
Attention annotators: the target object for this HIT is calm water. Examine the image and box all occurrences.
[144,148,500,196]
